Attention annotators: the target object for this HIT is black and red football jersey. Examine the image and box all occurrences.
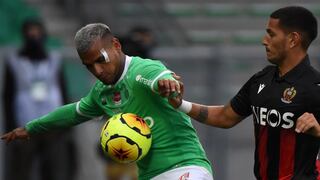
[231,56,320,180]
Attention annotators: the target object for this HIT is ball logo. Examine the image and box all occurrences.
[107,134,142,162]
[119,113,151,138]
[281,87,296,104]
[112,147,130,161]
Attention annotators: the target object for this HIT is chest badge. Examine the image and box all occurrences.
[281,87,296,104]
[112,91,122,105]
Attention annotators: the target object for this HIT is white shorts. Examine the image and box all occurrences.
[151,165,213,180]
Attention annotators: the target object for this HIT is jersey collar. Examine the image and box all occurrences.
[114,55,132,85]
[275,55,310,83]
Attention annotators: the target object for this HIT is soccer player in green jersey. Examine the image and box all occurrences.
[1,23,213,180]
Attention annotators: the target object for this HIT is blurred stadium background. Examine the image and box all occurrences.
[1,0,320,179]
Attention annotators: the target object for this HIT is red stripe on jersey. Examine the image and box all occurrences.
[259,126,268,180]
[279,129,295,179]
[316,159,320,180]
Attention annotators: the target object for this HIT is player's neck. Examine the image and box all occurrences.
[278,50,306,77]
[113,53,126,84]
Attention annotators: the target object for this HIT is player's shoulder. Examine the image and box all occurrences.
[252,65,276,79]
[306,66,320,82]
[131,56,165,68]
[129,56,168,79]
[304,66,320,95]
[304,66,320,103]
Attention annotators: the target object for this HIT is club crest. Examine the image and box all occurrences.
[112,91,122,105]
[101,84,130,108]
[281,87,296,104]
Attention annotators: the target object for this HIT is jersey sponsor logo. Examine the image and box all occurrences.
[257,83,265,94]
[281,87,296,104]
[251,106,294,129]
[136,74,152,86]
[135,74,142,81]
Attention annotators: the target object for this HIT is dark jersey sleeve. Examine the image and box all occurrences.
[307,71,320,123]
[230,66,275,117]
[230,76,254,117]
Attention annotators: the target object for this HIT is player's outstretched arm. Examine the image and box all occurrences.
[158,78,244,128]
[1,127,30,144]
[186,103,243,128]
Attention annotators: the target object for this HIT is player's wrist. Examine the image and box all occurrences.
[178,100,192,114]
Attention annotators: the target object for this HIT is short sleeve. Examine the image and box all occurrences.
[134,60,174,93]
[230,76,254,117]
[308,82,320,123]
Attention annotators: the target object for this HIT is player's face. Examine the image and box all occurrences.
[79,37,122,85]
[25,25,43,40]
[262,18,290,65]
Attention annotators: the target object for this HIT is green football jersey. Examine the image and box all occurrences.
[27,56,212,179]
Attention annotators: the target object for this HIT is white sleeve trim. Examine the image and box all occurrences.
[76,101,97,118]
[150,70,173,93]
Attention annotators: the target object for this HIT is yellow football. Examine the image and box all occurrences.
[100,113,152,163]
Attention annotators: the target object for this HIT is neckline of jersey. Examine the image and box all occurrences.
[114,55,132,85]
[274,55,310,83]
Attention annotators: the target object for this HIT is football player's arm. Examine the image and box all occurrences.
[186,103,244,128]
[1,103,91,143]
[161,74,252,128]
[25,91,105,135]
[157,81,244,128]
[1,86,104,143]
[25,103,93,134]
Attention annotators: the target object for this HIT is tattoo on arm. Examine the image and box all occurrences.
[196,106,208,123]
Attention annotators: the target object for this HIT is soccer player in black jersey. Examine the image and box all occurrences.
[158,6,320,180]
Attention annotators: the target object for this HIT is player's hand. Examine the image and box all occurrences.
[158,73,182,97]
[295,112,320,136]
[158,80,184,109]
[1,127,30,144]
[158,79,181,98]
[168,73,183,108]
[172,73,181,81]
[167,81,184,108]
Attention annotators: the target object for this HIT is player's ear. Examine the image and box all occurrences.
[288,32,301,49]
[112,37,121,50]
